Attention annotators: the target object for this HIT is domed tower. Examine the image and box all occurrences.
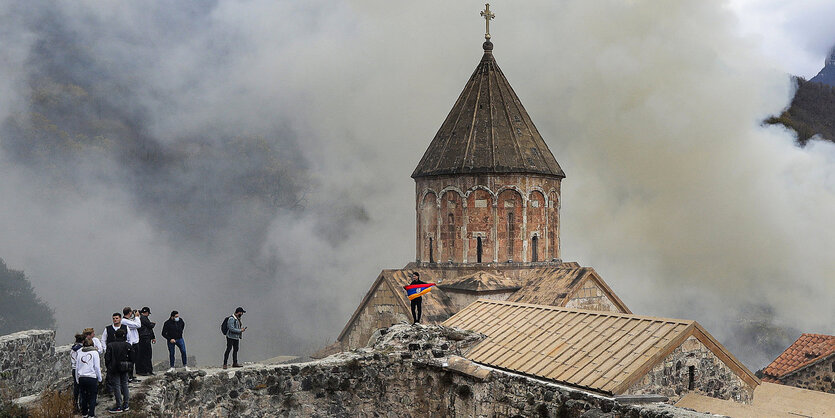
[412,16,565,266]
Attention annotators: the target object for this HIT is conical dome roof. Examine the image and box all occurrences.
[412,42,565,179]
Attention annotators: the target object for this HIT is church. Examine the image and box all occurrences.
[313,5,767,407]
[314,12,632,358]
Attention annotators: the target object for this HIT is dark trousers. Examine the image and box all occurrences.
[72,370,79,410]
[136,337,153,374]
[108,371,129,409]
[78,376,98,417]
[411,297,423,323]
[167,338,187,367]
[223,338,239,365]
[130,343,139,377]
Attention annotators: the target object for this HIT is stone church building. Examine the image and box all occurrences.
[314,37,631,358]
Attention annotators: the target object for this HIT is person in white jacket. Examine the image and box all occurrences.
[75,339,102,417]
[120,307,142,381]
[82,327,104,354]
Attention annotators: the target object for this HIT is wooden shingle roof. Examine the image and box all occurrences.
[509,266,631,313]
[412,42,564,179]
[761,333,835,382]
[443,299,758,394]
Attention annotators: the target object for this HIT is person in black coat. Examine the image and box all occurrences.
[136,307,156,375]
[104,329,133,413]
[161,310,188,371]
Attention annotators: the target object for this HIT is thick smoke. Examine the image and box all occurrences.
[0,1,833,369]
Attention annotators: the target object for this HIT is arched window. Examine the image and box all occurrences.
[476,236,483,263]
[448,214,455,254]
[507,212,515,261]
[531,236,538,262]
[429,237,434,263]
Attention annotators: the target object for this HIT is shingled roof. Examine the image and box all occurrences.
[412,41,565,179]
[509,266,631,313]
[444,300,758,394]
[761,333,835,382]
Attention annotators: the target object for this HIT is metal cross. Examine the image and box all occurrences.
[480,3,495,40]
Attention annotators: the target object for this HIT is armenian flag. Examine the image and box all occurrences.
[404,283,436,300]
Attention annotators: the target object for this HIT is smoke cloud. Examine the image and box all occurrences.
[0,1,832,369]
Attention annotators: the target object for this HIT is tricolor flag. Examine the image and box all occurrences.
[404,283,436,300]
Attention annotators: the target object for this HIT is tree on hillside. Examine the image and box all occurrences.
[0,258,55,335]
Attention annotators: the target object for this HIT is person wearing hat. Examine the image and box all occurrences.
[136,306,156,376]
[222,307,247,369]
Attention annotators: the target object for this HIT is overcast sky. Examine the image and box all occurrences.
[1,0,834,369]
[729,0,835,77]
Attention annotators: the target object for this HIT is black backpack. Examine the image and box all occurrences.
[220,316,230,335]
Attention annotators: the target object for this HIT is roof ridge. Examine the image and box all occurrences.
[471,299,692,325]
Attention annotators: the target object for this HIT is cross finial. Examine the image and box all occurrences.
[480,3,495,40]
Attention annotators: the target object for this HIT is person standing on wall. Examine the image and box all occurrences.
[222,307,247,369]
[70,333,85,414]
[83,327,104,354]
[161,310,188,373]
[101,312,127,346]
[120,307,142,381]
[136,307,156,376]
[75,338,102,418]
[104,328,133,414]
[404,272,435,324]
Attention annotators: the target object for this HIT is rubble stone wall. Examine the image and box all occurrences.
[0,330,67,398]
[626,336,755,403]
[341,280,410,350]
[779,354,835,394]
[138,325,706,417]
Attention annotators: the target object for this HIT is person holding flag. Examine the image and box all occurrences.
[404,272,435,324]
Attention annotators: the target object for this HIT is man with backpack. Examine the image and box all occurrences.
[161,310,188,372]
[222,307,247,369]
[104,328,133,413]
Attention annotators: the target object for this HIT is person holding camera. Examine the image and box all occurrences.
[222,307,247,369]
[120,307,142,381]
[104,328,133,413]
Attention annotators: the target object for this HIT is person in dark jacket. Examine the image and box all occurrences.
[104,329,133,413]
[136,306,156,375]
[161,310,188,372]
[406,272,427,324]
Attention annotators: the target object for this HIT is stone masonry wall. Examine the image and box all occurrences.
[626,336,754,403]
[564,279,620,312]
[779,354,835,394]
[0,330,67,398]
[342,280,410,350]
[137,324,709,417]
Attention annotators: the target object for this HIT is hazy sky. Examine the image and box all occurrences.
[0,1,833,369]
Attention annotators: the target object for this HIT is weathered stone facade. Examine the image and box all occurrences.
[564,279,620,312]
[778,354,835,394]
[626,336,754,403]
[415,174,561,265]
[0,330,68,398]
[136,324,709,417]
[341,279,410,350]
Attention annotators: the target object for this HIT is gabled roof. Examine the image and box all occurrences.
[437,271,520,293]
[676,382,835,417]
[761,333,835,382]
[509,266,632,313]
[443,299,758,394]
[335,269,458,342]
[412,42,564,179]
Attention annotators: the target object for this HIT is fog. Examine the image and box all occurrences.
[0,1,833,369]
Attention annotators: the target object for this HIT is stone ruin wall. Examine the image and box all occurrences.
[564,279,620,312]
[778,354,835,394]
[0,330,70,398]
[137,324,706,417]
[625,336,755,404]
